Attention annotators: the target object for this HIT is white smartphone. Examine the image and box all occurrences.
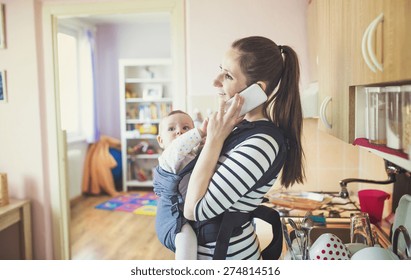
[225,83,267,116]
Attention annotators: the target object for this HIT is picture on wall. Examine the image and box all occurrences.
[142,84,163,100]
[0,70,7,103]
[0,4,5,49]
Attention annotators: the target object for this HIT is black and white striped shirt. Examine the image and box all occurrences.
[194,131,280,260]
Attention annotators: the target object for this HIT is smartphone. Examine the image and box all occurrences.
[225,83,267,116]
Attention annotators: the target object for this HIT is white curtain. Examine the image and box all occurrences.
[78,29,99,143]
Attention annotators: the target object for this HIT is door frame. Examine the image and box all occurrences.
[41,0,186,259]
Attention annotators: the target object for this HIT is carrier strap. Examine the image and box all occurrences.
[170,195,184,234]
[211,206,282,260]
[212,212,249,260]
[253,205,283,260]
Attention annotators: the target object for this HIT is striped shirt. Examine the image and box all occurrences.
[194,130,279,260]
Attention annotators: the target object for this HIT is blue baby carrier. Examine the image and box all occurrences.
[153,120,287,260]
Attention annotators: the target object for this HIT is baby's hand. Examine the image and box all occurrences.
[198,118,208,138]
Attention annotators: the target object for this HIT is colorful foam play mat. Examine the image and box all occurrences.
[95,192,158,216]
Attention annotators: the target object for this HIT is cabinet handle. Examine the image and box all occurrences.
[361,13,384,73]
[361,19,377,72]
[367,13,384,72]
[320,96,332,129]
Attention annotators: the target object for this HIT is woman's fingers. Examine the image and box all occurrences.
[225,94,244,119]
[201,118,208,136]
[235,94,245,117]
[218,92,227,114]
[206,93,244,141]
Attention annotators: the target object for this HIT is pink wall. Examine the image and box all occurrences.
[0,0,52,259]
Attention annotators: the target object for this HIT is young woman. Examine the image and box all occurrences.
[184,36,305,260]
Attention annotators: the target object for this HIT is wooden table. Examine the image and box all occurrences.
[0,199,32,259]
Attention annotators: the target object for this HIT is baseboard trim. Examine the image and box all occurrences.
[70,195,85,207]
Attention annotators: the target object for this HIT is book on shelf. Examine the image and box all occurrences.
[129,103,172,121]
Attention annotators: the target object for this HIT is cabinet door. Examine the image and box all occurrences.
[350,0,411,85]
[349,0,383,85]
[382,0,411,82]
[317,0,352,142]
[316,0,331,132]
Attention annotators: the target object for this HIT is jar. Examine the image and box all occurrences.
[366,87,386,145]
[385,86,402,150]
[402,85,411,154]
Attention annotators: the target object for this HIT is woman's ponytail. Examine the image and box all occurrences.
[271,45,305,188]
[232,37,305,188]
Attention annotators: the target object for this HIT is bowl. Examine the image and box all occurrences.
[309,233,350,260]
[350,247,399,260]
[345,243,369,255]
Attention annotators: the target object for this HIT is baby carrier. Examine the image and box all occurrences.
[153,120,287,260]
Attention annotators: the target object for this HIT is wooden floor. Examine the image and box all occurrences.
[70,192,175,260]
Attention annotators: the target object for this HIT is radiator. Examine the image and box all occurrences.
[67,147,86,199]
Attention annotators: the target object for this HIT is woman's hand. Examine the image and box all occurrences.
[198,118,208,138]
[183,93,244,221]
[206,93,245,145]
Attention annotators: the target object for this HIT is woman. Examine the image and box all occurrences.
[184,36,305,260]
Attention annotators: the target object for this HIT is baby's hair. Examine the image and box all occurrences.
[168,110,191,117]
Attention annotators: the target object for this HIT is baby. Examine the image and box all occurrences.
[155,110,207,259]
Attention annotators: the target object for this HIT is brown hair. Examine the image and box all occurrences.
[232,36,305,188]
[168,109,191,118]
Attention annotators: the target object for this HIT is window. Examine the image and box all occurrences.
[57,29,81,139]
[57,24,97,143]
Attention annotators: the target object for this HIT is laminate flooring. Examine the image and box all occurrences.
[70,192,174,260]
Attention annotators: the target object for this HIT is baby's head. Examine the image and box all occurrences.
[157,110,195,149]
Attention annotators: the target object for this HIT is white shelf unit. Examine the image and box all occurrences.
[119,59,174,190]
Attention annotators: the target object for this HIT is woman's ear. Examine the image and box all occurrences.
[256,81,267,91]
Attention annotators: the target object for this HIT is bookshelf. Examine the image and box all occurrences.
[119,59,173,190]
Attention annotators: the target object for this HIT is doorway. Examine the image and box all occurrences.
[42,1,186,259]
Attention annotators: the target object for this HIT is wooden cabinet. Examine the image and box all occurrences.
[312,0,353,141]
[310,0,411,171]
[119,59,173,190]
[350,0,411,85]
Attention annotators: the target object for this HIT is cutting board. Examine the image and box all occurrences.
[266,191,332,210]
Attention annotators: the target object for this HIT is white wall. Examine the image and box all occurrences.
[185,0,310,116]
